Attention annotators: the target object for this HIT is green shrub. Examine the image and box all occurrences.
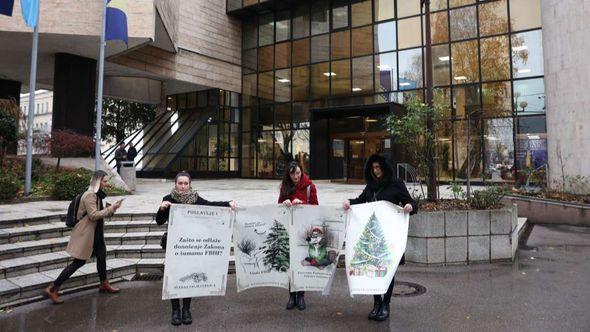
[468,186,506,210]
[0,173,20,200]
[51,168,93,200]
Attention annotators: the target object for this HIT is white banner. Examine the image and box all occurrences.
[289,205,346,293]
[162,204,233,300]
[234,205,290,292]
[345,201,408,296]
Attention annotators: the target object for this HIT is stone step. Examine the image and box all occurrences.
[517,217,528,237]
[0,213,155,230]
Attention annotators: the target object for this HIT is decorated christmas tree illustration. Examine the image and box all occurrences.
[349,212,391,277]
[262,220,290,272]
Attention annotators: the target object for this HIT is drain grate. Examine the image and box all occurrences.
[132,274,163,281]
[393,281,427,297]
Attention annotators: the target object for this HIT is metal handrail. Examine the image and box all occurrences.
[397,163,425,199]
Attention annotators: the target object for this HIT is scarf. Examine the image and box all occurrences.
[170,188,199,204]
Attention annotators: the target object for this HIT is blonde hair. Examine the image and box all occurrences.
[88,170,108,193]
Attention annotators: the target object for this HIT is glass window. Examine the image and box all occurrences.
[275,103,291,129]
[374,0,395,22]
[431,0,448,11]
[257,131,274,178]
[331,59,351,96]
[259,13,274,46]
[431,11,449,44]
[479,0,508,37]
[293,102,310,128]
[352,56,373,94]
[513,78,545,115]
[276,11,291,42]
[399,48,423,90]
[516,115,547,172]
[352,26,373,57]
[512,30,544,78]
[481,36,510,81]
[311,34,330,63]
[275,42,291,69]
[292,65,310,101]
[258,45,274,72]
[397,0,421,18]
[375,51,397,92]
[398,17,422,49]
[311,0,330,35]
[311,62,330,99]
[243,49,257,74]
[450,6,477,41]
[453,84,479,119]
[187,92,196,108]
[275,69,291,102]
[482,81,512,117]
[258,105,274,130]
[432,44,450,86]
[292,38,310,66]
[258,71,273,101]
[451,40,479,84]
[177,94,186,109]
[450,0,475,8]
[331,30,350,60]
[351,0,372,27]
[374,21,396,53]
[293,129,310,174]
[293,4,310,38]
[332,0,349,30]
[510,0,542,32]
[453,118,483,180]
[484,118,515,181]
[243,18,257,49]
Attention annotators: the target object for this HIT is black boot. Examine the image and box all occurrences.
[286,292,296,310]
[374,302,390,322]
[171,308,181,326]
[181,307,192,325]
[368,296,383,320]
[296,291,306,311]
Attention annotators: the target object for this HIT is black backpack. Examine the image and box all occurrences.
[65,193,85,227]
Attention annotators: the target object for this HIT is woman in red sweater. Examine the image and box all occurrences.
[278,161,318,311]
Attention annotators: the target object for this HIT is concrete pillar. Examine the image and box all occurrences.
[52,53,97,137]
[541,0,590,193]
[0,79,21,154]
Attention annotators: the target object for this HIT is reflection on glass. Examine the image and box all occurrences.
[352,26,373,57]
[275,42,291,69]
[437,120,453,180]
[352,0,372,27]
[374,0,394,22]
[258,71,273,101]
[293,4,310,39]
[453,85,479,119]
[481,36,510,81]
[352,56,373,94]
[398,17,422,49]
[374,21,396,53]
[293,102,310,127]
[431,11,449,44]
[516,116,547,177]
[292,65,310,101]
[482,82,512,117]
[397,0,421,18]
[259,105,273,130]
[451,40,479,84]
[432,44,450,86]
[431,0,448,11]
[243,74,257,97]
[450,6,477,41]
[244,18,257,49]
[510,0,542,32]
[331,59,351,96]
[450,0,475,8]
[275,69,291,102]
[331,30,350,60]
[513,78,545,115]
[257,131,274,178]
[243,49,257,74]
[512,30,544,78]
[276,11,291,42]
[311,62,330,99]
[479,0,508,37]
[292,38,310,66]
[311,34,329,63]
[375,51,397,92]
[259,13,274,46]
[311,0,329,35]
[484,118,514,181]
[454,119,483,180]
[399,48,423,90]
[275,103,291,129]
[258,45,274,72]
[293,129,310,174]
[332,1,349,29]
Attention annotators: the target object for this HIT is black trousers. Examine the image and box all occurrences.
[374,276,395,304]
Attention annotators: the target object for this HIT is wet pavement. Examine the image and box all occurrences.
[1,223,589,332]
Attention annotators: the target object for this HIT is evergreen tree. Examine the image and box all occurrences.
[350,212,391,268]
[262,220,290,272]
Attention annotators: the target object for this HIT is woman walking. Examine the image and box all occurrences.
[278,161,318,311]
[343,154,417,322]
[156,171,237,326]
[43,170,124,304]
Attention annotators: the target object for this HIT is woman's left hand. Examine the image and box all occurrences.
[292,198,303,205]
[229,200,238,210]
[403,204,413,214]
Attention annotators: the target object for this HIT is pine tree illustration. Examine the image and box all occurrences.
[350,212,391,269]
[262,220,290,272]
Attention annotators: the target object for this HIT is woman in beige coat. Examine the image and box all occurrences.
[43,170,123,304]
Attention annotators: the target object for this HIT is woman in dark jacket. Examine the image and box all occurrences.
[278,161,318,311]
[156,171,237,326]
[343,154,417,322]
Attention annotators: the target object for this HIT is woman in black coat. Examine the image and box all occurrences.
[343,154,417,322]
[156,171,237,326]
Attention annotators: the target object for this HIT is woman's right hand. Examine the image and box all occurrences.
[282,199,292,207]
[343,200,351,210]
[160,201,172,210]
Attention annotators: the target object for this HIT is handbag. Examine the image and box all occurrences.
[160,232,167,250]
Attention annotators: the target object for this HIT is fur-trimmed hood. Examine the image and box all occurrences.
[364,154,395,190]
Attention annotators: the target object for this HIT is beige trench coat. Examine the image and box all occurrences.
[65,190,115,260]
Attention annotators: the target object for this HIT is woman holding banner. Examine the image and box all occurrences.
[343,154,417,322]
[278,161,318,311]
[156,171,237,326]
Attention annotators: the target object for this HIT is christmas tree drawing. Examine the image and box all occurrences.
[349,212,391,278]
[262,220,290,272]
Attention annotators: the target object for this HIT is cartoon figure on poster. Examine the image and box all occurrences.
[301,226,338,269]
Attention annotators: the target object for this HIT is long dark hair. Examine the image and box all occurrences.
[280,161,302,199]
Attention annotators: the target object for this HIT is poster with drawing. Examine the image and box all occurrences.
[162,204,233,300]
[234,205,290,292]
[345,201,408,296]
[289,205,346,293]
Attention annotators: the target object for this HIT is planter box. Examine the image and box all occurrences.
[406,205,520,265]
[502,195,590,227]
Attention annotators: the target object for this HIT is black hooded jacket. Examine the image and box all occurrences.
[349,154,418,215]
